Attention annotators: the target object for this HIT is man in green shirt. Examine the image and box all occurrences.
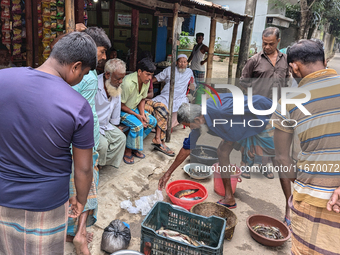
[120,58,157,164]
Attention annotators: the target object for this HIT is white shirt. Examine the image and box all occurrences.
[95,74,121,135]
[190,44,206,72]
[153,67,195,112]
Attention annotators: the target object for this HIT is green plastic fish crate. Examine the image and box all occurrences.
[140,201,226,255]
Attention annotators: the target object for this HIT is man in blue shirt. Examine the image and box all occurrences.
[158,94,275,209]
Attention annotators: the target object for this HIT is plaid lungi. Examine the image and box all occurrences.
[0,202,68,255]
[192,70,205,84]
[145,100,169,140]
[234,123,275,166]
[67,152,99,236]
[120,109,157,151]
[289,196,340,255]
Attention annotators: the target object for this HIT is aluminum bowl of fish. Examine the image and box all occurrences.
[183,163,213,180]
[166,180,208,210]
[247,214,291,247]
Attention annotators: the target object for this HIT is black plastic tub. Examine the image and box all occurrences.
[190,145,219,166]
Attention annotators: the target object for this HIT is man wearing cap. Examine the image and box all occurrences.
[152,54,196,127]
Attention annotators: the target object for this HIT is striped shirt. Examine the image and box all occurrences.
[274,69,340,208]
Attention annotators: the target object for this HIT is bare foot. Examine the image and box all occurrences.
[152,137,162,145]
[67,233,93,244]
[73,232,91,255]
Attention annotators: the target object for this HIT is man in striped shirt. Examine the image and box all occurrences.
[274,39,340,254]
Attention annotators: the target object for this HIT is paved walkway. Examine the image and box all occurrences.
[328,53,340,73]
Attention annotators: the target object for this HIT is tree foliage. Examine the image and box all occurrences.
[270,0,340,37]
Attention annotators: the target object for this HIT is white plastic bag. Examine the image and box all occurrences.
[120,190,163,215]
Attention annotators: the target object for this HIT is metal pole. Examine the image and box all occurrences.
[166,3,179,142]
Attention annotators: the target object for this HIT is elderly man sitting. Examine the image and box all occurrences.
[152,54,195,127]
[120,58,157,164]
[95,59,127,169]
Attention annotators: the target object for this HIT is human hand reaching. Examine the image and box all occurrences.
[68,196,85,218]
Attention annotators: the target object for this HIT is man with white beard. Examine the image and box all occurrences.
[95,58,127,169]
[152,54,196,127]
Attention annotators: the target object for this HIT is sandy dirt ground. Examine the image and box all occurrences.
[65,60,292,255]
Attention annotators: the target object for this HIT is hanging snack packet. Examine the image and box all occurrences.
[56,18,64,29]
[1,0,10,6]
[12,0,22,14]
[50,30,57,41]
[43,45,51,60]
[50,5,57,17]
[57,6,64,17]
[1,6,10,19]
[2,19,10,31]
[42,2,51,16]
[13,28,22,43]
[51,18,57,29]
[13,44,22,56]
[2,31,11,44]
[38,27,43,38]
[43,16,51,29]
[13,15,22,27]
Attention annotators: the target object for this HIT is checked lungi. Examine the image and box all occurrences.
[192,70,205,84]
[145,100,169,141]
[120,108,157,151]
[0,202,69,255]
[67,152,99,236]
[289,196,340,255]
[234,123,275,166]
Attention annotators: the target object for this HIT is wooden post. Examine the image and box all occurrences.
[109,0,116,42]
[130,8,139,71]
[75,0,84,24]
[25,0,33,67]
[165,3,179,142]
[32,0,39,67]
[206,17,216,82]
[65,0,75,33]
[236,0,257,78]
[228,22,239,83]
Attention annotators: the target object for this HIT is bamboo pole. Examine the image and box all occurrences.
[130,8,139,71]
[65,0,75,33]
[228,22,239,84]
[166,3,179,142]
[206,17,216,83]
[236,0,257,78]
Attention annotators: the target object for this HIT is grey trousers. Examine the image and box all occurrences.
[97,127,126,168]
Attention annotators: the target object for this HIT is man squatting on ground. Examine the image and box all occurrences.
[0,32,96,254]
[274,39,340,255]
[67,26,111,255]
[95,58,127,169]
[158,94,276,209]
